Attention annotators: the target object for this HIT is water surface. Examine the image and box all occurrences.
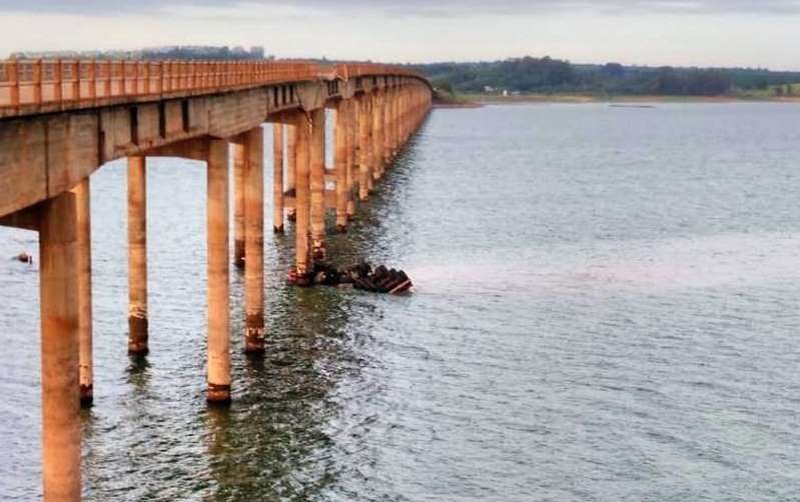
[1,102,800,501]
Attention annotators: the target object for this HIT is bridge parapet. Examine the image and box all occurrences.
[0,58,427,118]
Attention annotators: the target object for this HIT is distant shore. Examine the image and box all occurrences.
[462,93,800,105]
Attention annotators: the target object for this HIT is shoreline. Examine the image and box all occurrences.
[460,94,800,105]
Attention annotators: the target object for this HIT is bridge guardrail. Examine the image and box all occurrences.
[0,59,427,115]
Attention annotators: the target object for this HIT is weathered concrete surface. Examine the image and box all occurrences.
[39,190,81,502]
[0,77,431,220]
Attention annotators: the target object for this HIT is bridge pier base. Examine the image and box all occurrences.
[273,123,285,234]
[127,156,149,356]
[233,143,246,269]
[244,128,265,355]
[206,139,231,404]
[310,108,327,260]
[39,190,81,502]
[72,178,93,407]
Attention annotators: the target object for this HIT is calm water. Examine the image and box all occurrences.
[2,103,800,501]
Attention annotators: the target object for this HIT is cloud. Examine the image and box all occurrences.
[2,0,800,17]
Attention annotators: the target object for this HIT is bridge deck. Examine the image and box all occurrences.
[0,59,425,118]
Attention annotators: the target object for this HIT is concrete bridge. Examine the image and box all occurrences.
[0,57,432,501]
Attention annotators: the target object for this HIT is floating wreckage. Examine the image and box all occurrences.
[13,252,33,264]
[288,262,413,294]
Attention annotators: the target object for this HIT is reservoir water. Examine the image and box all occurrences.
[2,103,800,501]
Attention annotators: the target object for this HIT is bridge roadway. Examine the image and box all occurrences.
[0,58,432,501]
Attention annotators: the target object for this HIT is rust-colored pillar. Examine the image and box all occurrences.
[39,190,81,502]
[358,96,371,200]
[294,113,312,284]
[346,99,357,220]
[381,87,392,167]
[286,124,297,222]
[389,87,398,158]
[71,178,93,407]
[233,143,246,269]
[207,138,231,404]
[273,123,285,233]
[334,102,348,232]
[372,92,384,181]
[309,108,326,260]
[127,156,148,355]
[243,128,265,355]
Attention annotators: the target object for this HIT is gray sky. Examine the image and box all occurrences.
[1,1,799,69]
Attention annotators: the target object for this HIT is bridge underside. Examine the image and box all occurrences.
[0,60,432,502]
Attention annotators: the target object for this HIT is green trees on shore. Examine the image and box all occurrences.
[414,56,800,97]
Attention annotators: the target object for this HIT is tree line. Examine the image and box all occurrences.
[411,56,800,97]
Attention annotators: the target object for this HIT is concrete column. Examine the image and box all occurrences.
[272,123,285,233]
[39,190,81,502]
[334,103,348,232]
[346,99,357,220]
[383,88,393,165]
[127,156,148,355]
[372,92,384,181]
[366,97,375,193]
[207,138,231,404]
[358,96,371,201]
[233,143,246,269]
[294,113,312,284]
[243,128,265,355]
[71,178,93,407]
[309,108,326,260]
[390,87,398,157]
[286,124,297,222]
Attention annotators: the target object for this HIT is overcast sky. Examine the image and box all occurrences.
[1,1,799,69]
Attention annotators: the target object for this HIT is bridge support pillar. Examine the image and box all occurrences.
[243,128,265,355]
[373,91,384,180]
[233,143,246,269]
[358,96,371,201]
[127,156,148,355]
[346,100,357,221]
[294,113,312,285]
[335,102,348,233]
[383,89,392,166]
[207,138,231,404]
[71,178,93,407]
[390,87,398,158]
[39,190,81,502]
[310,108,326,260]
[273,123,285,234]
[286,124,297,222]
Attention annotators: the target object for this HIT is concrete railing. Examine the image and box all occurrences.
[0,58,426,115]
